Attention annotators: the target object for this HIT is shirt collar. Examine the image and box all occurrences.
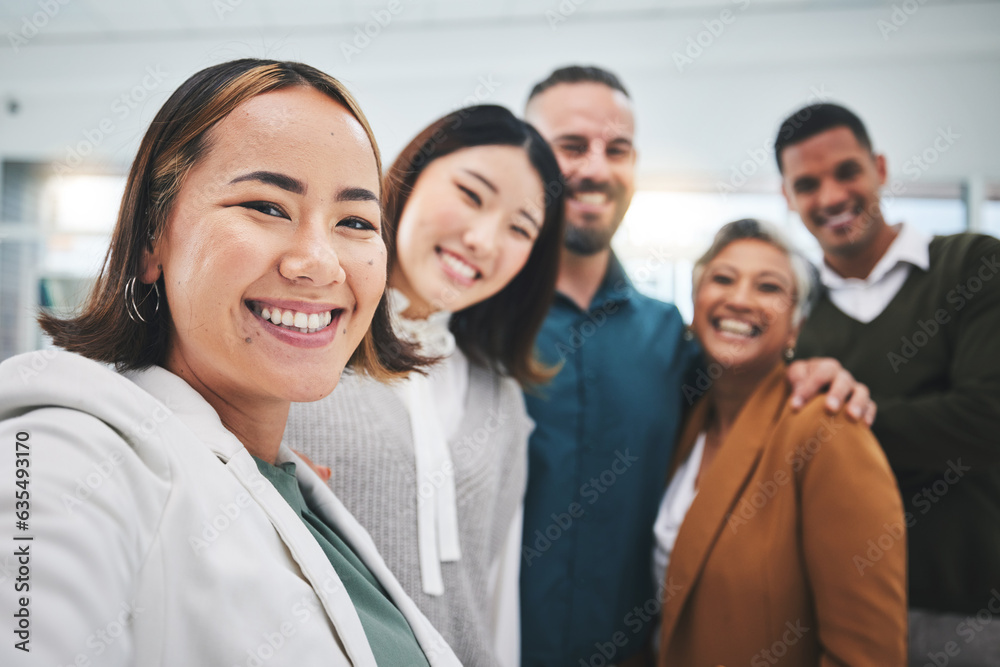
[387,287,456,357]
[590,252,635,307]
[555,252,634,311]
[253,455,305,512]
[818,222,932,288]
[127,362,246,461]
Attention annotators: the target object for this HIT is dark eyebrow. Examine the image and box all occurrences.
[553,134,588,144]
[461,169,538,229]
[713,263,790,283]
[229,171,377,210]
[554,134,633,150]
[518,209,541,230]
[462,169,498,194]
[792,175,819,191]
[336,187,379,203]
[229,171,305,195]
[835,159,863,174]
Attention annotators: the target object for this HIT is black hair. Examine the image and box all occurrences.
[774,103,873,173]
[383,104,566,385]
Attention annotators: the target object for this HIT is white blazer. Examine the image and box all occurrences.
[0,350,461,667]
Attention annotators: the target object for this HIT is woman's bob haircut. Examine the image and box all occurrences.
[383,104,565,386]
[39,58,424,380]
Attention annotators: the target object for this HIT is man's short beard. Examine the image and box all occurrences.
[564,224,615,256]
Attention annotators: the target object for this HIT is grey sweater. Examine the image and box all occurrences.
[284,363,532,666]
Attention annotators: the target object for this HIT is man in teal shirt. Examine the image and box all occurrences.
[520,67,877,666]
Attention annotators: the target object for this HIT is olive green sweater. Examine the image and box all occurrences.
[796,233,1000,615]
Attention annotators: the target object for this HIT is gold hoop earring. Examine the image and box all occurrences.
[126,277,160,323]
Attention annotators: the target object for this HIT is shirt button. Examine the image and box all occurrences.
[584,370,597,383]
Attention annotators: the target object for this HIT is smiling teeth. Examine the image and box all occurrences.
[718,319,755,336]
[440,252,477,280]
[825,211,855,226]
[575,192,608,205]
[259,306,332,333]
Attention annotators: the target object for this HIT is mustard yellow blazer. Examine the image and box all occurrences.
[657,363,907,666]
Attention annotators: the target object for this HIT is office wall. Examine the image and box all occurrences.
[1,1,998,186]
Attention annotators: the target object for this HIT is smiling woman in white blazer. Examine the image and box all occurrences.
[0,59,460,667]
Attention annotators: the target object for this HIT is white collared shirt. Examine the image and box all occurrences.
[651,431,706,654]
[652,432,706,591]
[818,223,932,323]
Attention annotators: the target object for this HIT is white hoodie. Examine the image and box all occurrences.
[0,349,460,667]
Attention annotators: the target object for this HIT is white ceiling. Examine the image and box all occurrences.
[0,0,910,39]
[1,0,998,185]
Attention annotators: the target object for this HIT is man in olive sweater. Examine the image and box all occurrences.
[776,103,1000,664]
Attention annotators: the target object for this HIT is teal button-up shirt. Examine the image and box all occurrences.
[521,255,700,667]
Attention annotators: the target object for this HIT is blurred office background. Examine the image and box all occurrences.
[1,0,998,360]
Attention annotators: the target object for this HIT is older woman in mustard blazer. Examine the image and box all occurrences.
[653,219,907,666]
